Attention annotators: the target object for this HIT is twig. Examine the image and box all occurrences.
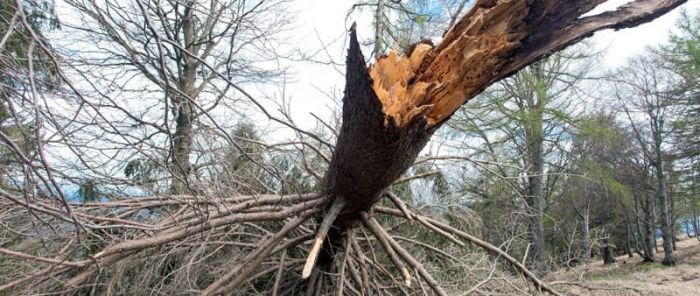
[204,213,313,295]
[364,214,447,296]
[386,191,414,221]
[0,248,88,268]
[414,215,465,247]
[272,250,286,296]
[337,231,352,296]
[361,212,412,288]
[376,206,561,296]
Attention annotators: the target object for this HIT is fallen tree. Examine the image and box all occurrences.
[0,0,687,295]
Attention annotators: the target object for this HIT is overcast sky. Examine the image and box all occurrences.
[42,0,700,180]
[51,0,700,139]
[279,0,700,131]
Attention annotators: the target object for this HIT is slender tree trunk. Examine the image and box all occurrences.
[602,239,616,265]
[447,0,470,29]
[642,193,656,262]
[670,183,678,251]
[693,207,699,239]
[581,212,591,262]
[373,0,384,58]
[171,101,194,194]
[652,190,661,254]
[170,2,197,194]
[693,160,700,240]
[626,219,634,258]
[654,233,660,253]
[523,105,548,274]
[657,166,676,265]
[655,147,676,265]
[627,208,643,257]
[633,223,644,258]
[634,196,644,256]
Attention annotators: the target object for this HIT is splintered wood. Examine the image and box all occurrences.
[369,0,529,127]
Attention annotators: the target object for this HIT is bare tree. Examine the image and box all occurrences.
[61,0,290,194]
[617,54,679,266]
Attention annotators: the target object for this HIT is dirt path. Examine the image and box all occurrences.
[548,237,700,296]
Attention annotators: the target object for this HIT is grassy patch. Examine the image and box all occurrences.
[632,262,668,273]
[585,262,668,281]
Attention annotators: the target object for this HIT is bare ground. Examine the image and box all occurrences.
[547,236,700,296]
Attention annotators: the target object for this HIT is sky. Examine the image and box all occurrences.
[46,0,700,163]
[33,0,700,192]
[280,0,700,131]
[50,0,700,137]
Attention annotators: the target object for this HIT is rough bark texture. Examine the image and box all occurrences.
[324,27,436,224]
[643,192,657,262]
[582,213,591,262]
[523,63,548,274]
[602,240,617,265]
[694,170,699,240]
[311,0,687,279]
[693,206,699,239]
[656,159,676,265]
[626,216,634,258]
[635,193,655,262]
[317,28,437,267]
[373,0,385,57]
[171,100,194,194]
[170,2,197,194]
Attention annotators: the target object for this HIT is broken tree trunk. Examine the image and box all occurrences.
[308,0,687,279]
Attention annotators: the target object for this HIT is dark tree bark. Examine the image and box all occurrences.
[582,213,591,262]
[602,239,617,265]
[645,192,658,261]
[373,0,385,57]
[657,160,676,265]
[693,160,700,240]
[523,63,548,275]
[638,193,655,262]
[626,218,634,258]
[693,206,699,239]
[314,27,438,270]
[170,2,197,194]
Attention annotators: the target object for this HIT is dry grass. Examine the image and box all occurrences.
[549,236,700,296]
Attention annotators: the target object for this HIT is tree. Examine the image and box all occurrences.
[0,0,58,189]
[659,9,700,158]
[564,113,642,263]
[656,8,700,242]
[0,0,688,295]
[448,47,597,273]
[617,54,679,266]
[61,0,290,194]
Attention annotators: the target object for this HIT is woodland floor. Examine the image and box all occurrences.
[548,236,700,296]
